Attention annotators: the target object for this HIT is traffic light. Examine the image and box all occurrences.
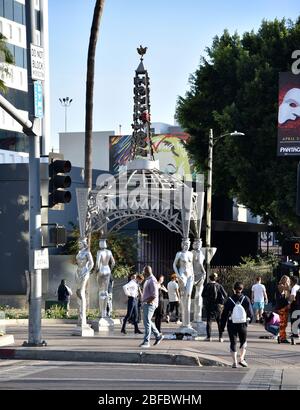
[49,225,67,247]
[48,153,72,209]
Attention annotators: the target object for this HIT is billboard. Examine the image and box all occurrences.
[277,72,300,156]
[109,133,193,178]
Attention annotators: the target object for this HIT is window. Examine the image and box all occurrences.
[0,0,4,18]
[35,10,40,31]
[14,43,23,67]
[4,0,13,20]
[14,1,23,25]
[0,130,29,153]
[5,87,28,111]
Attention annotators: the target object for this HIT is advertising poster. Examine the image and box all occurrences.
[109,133,193,178]
[277,72,300,156]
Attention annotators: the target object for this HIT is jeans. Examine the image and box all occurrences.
[266,324,279,336]
[143,303,160,343]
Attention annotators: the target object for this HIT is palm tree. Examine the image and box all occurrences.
[84,0,105,189]
[0,33,14,93]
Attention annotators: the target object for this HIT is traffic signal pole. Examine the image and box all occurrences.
[0,0,46,346]
[25,0,44,346]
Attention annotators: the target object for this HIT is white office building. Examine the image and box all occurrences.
[0,0,50,159]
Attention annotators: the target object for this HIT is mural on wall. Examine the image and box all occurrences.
[109,133,193,178]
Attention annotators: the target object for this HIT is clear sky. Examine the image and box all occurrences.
[48,0,299,150]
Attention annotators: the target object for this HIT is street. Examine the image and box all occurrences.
[0,359,298,390]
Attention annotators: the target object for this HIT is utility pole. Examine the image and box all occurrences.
[24,0,45,346]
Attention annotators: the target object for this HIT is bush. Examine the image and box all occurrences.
[0,305,28,319]
[212,254,277,298]
[44,305,68,319]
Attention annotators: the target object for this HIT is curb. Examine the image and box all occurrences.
[0,347,230,367]
[3,319,122,325]
[0,348,203,366]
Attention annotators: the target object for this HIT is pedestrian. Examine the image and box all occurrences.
[261,311,280,339]
[251,276,268,323]
[121,273,144,334]
[289,276,300,339]
[154,274,168,332]
[202,272,227,342]
[139,266,164,348]
[166,273,180,323]
[57,279,73,317]
[275,275,291,344]
[220,281,253,368]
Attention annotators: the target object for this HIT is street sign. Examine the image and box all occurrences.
[34,249,49,270]
[34,81,43,118]
[30,44,45,81]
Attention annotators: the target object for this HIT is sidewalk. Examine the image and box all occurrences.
[1,321,300,368]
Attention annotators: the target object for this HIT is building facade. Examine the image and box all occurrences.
[0,0,50,156]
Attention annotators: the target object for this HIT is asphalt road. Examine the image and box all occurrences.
[0,359,294,390]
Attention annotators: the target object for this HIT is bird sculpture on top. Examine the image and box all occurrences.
[137,45,147,60]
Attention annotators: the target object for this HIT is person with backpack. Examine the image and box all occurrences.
[289,276,300,339]
[57,279,73,317]
[220,282,253,368]
[202,273,227,342]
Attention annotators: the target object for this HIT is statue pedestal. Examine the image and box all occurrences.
[91,317,114,332]
[176,325,198,337]
[192,321,206,336]
[72,324,94,337]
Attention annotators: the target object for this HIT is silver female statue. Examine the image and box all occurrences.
[192,238,206,323]
[95,239,115,319]
[76,237,94,327]
[173,238,194,328]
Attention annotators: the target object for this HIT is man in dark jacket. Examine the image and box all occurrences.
[57,279,73,317]
[202,273,227,342]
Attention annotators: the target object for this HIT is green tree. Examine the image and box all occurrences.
[0,33,14,92]
[176,18,300,235]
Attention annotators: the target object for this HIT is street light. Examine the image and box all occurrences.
[205,129,245,274]
[59,97,73,132]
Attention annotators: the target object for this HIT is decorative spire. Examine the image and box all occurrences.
[137,45,148,60]
[130,46,153,160]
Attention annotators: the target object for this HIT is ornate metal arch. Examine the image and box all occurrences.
[76,167,204,240]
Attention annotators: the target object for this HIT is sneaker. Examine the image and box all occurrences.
[232,363,238,368]
[121,329,127,334]
[139,341,150,348]
[204,337,212,341]
[166,315,170,323]
[134,329,143,334]
[280,339,290,344]
[219,338,224,343]
[239,360,248,367]
[176,320,181,324]
[153,334,164,346]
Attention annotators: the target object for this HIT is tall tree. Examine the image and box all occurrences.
[176,17,300,235]
[0,33,14,93]
[84,0,105,189]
